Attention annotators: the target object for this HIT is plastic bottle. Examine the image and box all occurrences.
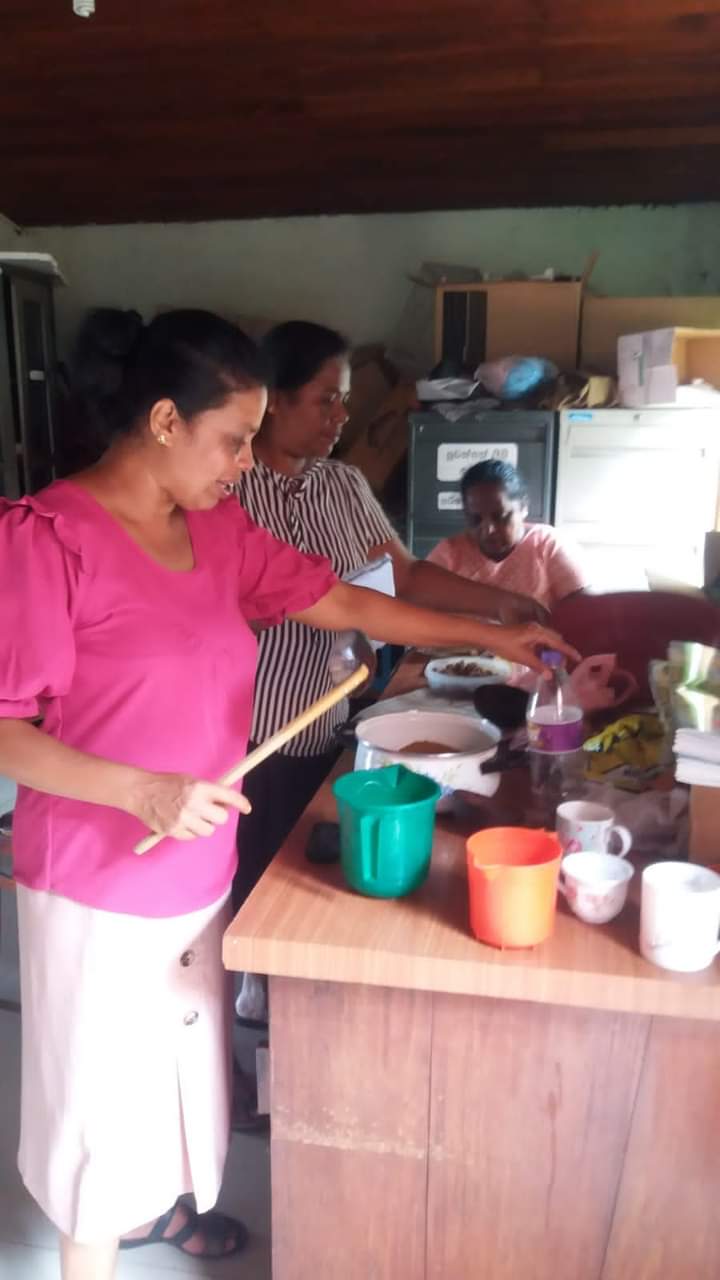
[526,650,584,817]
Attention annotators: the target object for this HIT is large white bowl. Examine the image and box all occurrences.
[354,709,502,801]
[424,654,512,697]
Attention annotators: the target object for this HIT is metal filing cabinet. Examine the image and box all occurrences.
[407,410,558,558]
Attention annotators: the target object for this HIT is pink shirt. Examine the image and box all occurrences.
[427,524,586,611]
[0,482,336,917]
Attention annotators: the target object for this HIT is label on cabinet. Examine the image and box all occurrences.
[436,442,518,481]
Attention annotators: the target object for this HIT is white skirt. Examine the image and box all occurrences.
[16,886,233,1244]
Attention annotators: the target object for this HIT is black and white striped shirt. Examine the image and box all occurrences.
[237,458,396,756]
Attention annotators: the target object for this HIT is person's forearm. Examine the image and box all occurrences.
[400,559,544,622]
[0,719,252,840]
[0,719,145,814]
[294,583,491,647]
[293,583,578,672]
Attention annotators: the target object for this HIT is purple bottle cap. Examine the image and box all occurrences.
[540,649,564,667]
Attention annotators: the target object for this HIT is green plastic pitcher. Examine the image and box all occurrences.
[332,764,441,898]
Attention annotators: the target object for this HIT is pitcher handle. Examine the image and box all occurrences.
[480,743,526,775]
[360,814,380,884]
[612,668,638,706]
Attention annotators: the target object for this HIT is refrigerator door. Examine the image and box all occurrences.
[555,408,720,590]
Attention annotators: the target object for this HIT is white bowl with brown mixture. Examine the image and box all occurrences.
[354,709,502,801]
[424,654,512,697]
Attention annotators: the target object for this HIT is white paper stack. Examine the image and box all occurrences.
[343,555,395,652]
[674,729,720,786]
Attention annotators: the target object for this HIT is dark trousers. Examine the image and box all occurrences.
[232,744,338,911]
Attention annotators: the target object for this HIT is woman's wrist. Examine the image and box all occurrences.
[116,765,159,819]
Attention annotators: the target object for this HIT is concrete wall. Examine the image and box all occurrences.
[27,203,720,360]
[0,212,27,248]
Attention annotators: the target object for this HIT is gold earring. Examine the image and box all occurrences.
[157,433,168,446]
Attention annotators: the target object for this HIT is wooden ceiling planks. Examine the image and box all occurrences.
[2,0,720,225]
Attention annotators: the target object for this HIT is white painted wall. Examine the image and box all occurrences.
[0,211,27,247]
[28,203,720,360]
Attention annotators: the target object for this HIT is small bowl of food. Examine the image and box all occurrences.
[424,654,512,697]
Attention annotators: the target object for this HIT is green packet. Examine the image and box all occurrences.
[583,714,666,792]
[668,642,720,732]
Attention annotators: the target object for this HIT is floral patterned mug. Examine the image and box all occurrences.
[560,851,634,924]
[556,800,632,858]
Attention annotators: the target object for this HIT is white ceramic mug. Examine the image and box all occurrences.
[559,851,634,924]
[556,800,632,858]
[640,861,720,973]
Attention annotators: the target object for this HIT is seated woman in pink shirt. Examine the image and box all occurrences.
[0,310,576,1280]
[428,459,587,611]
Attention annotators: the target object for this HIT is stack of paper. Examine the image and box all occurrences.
[675,729,720,787]
[343,555,395,653]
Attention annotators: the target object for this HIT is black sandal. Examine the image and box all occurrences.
[120,1201,249,1259]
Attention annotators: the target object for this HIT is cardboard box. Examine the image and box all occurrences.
[582,295,720,373]
[689,784,720,867]
[433,280,582,373]
[338,346,396,456]
[618,326,720,407]
[341,383,419,494]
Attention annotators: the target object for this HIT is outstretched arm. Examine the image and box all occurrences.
[291,582,578,674]
[370,536,548,623]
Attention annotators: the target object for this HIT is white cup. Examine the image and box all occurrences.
[559,851,634,924]
[640,861,720,973]
[556,800,632,858]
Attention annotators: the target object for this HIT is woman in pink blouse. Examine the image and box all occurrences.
[0,309,575,1280]
[428,459,588,611]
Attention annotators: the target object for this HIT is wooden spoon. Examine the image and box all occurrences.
[133,663,369,855]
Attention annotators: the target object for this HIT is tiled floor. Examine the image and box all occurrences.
[0,885,272,1279]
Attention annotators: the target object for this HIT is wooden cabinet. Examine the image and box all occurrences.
[225,653,720,1280]
[0,266,58,498]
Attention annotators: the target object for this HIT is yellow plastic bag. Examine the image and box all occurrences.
[584,714,665,790]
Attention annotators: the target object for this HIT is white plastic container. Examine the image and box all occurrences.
[354,709,501,805]
[424,655,512,697]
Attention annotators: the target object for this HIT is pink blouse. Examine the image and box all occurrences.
[427,524,587,611]
[0,482,336,917]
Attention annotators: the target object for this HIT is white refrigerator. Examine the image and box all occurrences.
[554,408,720,591]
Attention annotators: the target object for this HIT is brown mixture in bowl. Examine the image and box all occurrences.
[439,660,496,678]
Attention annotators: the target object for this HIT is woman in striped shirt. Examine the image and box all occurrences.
[233,321,554,911]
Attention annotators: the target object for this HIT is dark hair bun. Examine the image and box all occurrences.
[86,308,144,361]
[69,307,268,456]
[73,308,144,403]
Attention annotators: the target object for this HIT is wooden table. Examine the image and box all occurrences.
[224,659,720,1280]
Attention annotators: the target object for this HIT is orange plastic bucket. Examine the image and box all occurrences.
[466,827,563,949]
